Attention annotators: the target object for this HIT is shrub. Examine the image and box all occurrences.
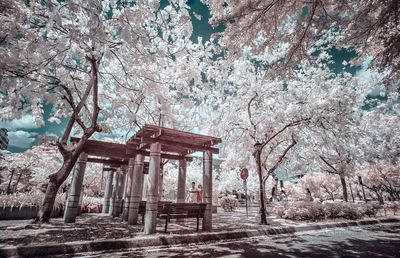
[278,201,324,221]
[323,201,343,218]
[1,191,43,210]
[81,195,102,213]
[390,201,400,215]
[340,202,363,219]
[219,196,238,211]
[323,201,364,219]
[273,201,380,221]
[355,202,379,217]
[273,202,289,218]
[0,191,66,211]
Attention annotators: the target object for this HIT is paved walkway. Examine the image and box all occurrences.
[1,206,399,257]
[0,206,264,247]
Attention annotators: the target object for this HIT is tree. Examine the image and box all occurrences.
[0,152,34,194]
[194,54,331,223]
[1,0,203,222]
[204,0,400,89]
[193,40,378,212]
[300,172,342,201]
[354,111,400,203]
[0,144,62,193]
[358,164,399,203]
[357,111,400,166]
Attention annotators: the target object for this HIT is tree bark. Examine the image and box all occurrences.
[7,169,14,194]
[36,150,82,222]
[262,180,267,204]
[376,192,384,205]
[340,174,348,202]
[254,144,268,225]
[13,172,23,192]
[36,179,61,222]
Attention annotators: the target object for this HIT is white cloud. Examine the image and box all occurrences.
[0,115,40,130]
[355,57,389,97]
[8,130,37,149]
[44,132,59,138]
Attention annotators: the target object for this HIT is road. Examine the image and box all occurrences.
[76,223,400,258]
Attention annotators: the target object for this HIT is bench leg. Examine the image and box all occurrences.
[196,217,199,231]
[165,217,169,233]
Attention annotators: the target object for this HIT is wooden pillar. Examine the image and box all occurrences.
[64,153,88,223]
[122,161,135,221]
[102,169,114,213]
[110,168,125,217]
[99,164,105,194]
[142,174,148,200]
[177,159,187,222]
[177,160,187,203]
[144,143,161,234]
[77,188,84,216]
[114,166,127,216]
[158,164,164,201]
[202,150,212,230]
[128,154,144,225]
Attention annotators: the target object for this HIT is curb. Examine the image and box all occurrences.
[1,217,399,257]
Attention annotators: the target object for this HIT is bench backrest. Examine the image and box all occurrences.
[138,201,172,214]
[159,203,207,217]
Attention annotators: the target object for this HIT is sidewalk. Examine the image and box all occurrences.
[1,206,399,257]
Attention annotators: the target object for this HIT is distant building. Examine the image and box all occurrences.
[37,135,57,145]
[276,170,304,185]
[0,128,9,150]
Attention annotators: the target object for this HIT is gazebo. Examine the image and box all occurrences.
[63,124,221,234]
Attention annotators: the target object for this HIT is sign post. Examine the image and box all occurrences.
[240,168,249,218]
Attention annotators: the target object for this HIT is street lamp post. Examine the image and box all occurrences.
[254,142,268,225]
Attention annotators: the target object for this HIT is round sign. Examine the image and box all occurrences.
[240,168,249,180]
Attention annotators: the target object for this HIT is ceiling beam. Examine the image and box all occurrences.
[142,124,222,143]
[141,137,219,154]
[88,157,128,165]
[125,149,193,161]
[103,167,117,172]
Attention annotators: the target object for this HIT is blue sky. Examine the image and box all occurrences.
[1,0,380,153]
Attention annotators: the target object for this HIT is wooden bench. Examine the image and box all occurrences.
[138,201,171,224]
[157,203,207,233]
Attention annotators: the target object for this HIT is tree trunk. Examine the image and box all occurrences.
[7,170,14,194]
[376,192,384,205]
[36,154,80,223]
[262,179,267,203]
[254,144,268,224]
[340,174,348,202]
[13,173,23,192]
[348,182,355,202]
[328,192,334,201]
[36,179,61,222]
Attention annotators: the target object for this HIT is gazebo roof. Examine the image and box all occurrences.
[70,124,221,163]
[128,124,221,155]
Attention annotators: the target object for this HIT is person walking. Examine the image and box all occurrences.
[187,182,197,203]
[196,184,203,203]
[306,188,314,202]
